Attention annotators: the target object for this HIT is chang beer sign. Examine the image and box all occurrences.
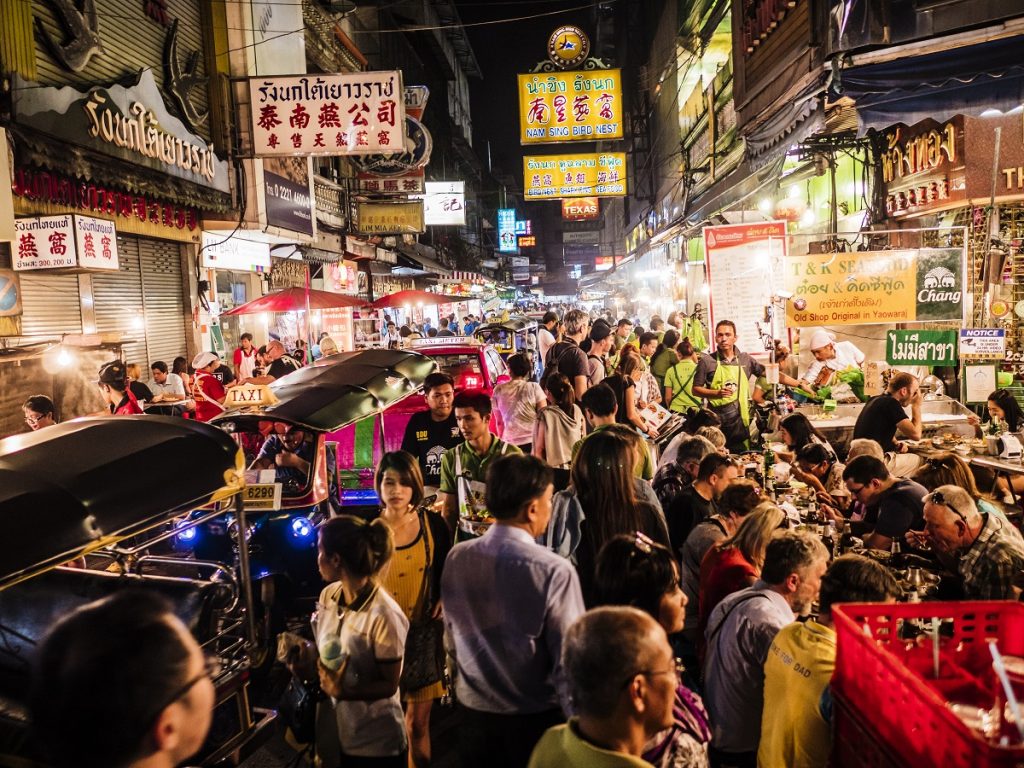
[885,330,958,365]
[914,248,964,321]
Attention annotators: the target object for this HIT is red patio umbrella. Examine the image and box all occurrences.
[371,289,463,309]
[221,286,366,315]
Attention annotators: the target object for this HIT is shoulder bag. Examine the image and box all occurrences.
[399,510,446,693]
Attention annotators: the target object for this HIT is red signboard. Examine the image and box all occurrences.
[562,197,599,220]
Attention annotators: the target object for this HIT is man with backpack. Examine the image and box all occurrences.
[542,309,590,400]
[585,322,613,386]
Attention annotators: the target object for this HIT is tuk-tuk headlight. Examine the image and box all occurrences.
[291,516,314,540]
[175,520,198,543]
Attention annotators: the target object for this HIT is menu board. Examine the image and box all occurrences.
[703,222,787,354]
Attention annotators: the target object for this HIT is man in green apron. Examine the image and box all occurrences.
[692,320,765,453]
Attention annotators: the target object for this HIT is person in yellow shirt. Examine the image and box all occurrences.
[758,555,899,768]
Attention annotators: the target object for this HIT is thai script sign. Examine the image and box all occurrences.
[518,70,623,144]
[881,117,966,217]
[959,329,1006,359]
[785,248,965,326]
[563,197,599,220]
[523,153,627,199]
[498,209,518,253]
[885,330,957,365]
[354,201,424,235]
[249,71,406,156]
[14,214,120,271]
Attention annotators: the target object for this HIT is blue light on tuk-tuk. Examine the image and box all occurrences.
[176,521,197,543]
[291,516,314,540]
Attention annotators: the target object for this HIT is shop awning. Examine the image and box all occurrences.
[834,34,1024,133]
[744,78,826,169]
[395,243,453,277]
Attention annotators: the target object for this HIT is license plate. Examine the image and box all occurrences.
[243,483,282,511]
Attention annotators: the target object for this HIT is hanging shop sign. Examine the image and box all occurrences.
[704,222,788,353]
[959,329,1006,359]
[518,236,537,248]
[422,182,466,226]
[12,168,200,232]
[355,201,425,235]
[563,197,599,220]
[784,248,966,326]
[249,71,406,156]
[563,230,600,244]
[12,71,230,194]
[524,153,627,200]
[0,270,23,318]
[14,214,120,271]
[881,117,966,217]
[498,209,518,254]
[324,260,360,294]
[595,255,614,271]
[264,157,314,237]
[515,220,533,235]
[517,70,623,144]
[355,86,430,194]
[200,233,271,272]
[885,330,958,366]
[547,25,590,69]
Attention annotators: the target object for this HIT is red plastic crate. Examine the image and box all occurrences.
[832,601,1024,768]
[832,700,907,768]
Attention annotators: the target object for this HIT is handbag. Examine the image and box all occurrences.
[279,675,319,745]
[399,510,446,692]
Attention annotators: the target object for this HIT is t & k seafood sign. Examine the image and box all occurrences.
[249,72,406,156]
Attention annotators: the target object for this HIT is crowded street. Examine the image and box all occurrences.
[2,1,1024,768]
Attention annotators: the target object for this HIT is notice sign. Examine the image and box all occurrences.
[249,71,406,156]
[355,201,424,235]
[517,70,624,144]
[959,329,1006,358]
[15,214,119,271]
[524,153,627,199]
[785,247,965,326]
[886,330,957,365]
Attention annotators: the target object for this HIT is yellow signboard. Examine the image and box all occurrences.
[225,383,278,409]
[356,201,425,235]
[524,153,627,200]
[517,70,624,144]
[244,483,283,511]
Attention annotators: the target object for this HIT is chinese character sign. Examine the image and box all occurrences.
[523,153,627,199]
[498,209,518,253]
[423,182,466,226]
[517,70,623,144]
[75,215,119,270]
[14,216,76,270]
[249,72,406,156]
[355,202,425,235]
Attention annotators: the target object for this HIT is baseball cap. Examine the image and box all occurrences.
[808,330,835,351]
[192,351,220,369]
[98,360,127,386]
[590,322,612,342]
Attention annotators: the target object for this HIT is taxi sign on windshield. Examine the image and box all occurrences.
[225,383,278,409]
[243,483,283,511]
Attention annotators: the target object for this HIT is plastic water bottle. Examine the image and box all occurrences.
[320,638,346,671]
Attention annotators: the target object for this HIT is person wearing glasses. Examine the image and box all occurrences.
[22,394,57,431]
[528,606,681,768]
[30,590,217,768]
[842,455,927,551]
[702,531,829,768]
[910,485,1024,600]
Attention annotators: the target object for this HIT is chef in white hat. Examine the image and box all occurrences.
[799,330,866,392]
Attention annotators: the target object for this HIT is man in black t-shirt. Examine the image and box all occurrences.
[852,372,922,453]
[242,340,300,384]
[843,454,927,550]
[542,308,590,399]
[665,453,739,554]
[401,372,461,491]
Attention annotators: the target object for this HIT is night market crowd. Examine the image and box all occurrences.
[23,307,1024,768]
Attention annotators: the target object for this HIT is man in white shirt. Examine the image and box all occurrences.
[538,311,559,365]
[149,360,187,415]
[800,330,865,392]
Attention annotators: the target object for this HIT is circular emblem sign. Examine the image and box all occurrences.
[992,299,1010,318]
[548,26,590,69]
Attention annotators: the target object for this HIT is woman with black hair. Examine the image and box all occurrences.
[777,412,836,464]
[492,353,547,453]
[533,373,585,491]
[651,328,681,393]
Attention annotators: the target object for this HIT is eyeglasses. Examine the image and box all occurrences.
[622,658,685,689]
[846,483,868,497]
[145,655,221,728]
[926,490,968,525]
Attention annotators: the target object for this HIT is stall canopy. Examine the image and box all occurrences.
[371,289,463,309]
[834,34,1024,133]
[222,286,366,315]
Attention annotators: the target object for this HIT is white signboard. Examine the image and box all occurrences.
[15,215,120,271]
[423,181,466,226]
[959,328,1006,358]
[563,230,600,244]
[201,233,271,272]
[703,221,787,354]
[74,215,119,270]
[249,72,406,156]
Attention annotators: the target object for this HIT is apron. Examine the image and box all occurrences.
[707,357,751,451]
[667,359,701,413]
[455,441,510,536]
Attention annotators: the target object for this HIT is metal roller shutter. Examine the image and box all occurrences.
[93,236,146,367]
[19,273,82,338]
[139,239,188,368]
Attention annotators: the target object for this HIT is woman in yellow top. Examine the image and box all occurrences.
[663,338,703,414]
[375,451,453,767]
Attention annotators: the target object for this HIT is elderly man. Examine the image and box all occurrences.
[652,435,718,512]
[798,330,865,392]
[703,531,829,768]
[528,607,677,768]
[843,455,927,550]
[910,485,1024,600]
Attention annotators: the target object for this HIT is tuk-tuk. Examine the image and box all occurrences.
[473,316,538,362]
[179,349,436,632]
[0,416,274,767]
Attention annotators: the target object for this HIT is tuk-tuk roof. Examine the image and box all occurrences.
[474,317,537,335]
[216,349,437,432]
[0,417,243,590]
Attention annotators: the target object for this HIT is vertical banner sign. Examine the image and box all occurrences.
[703,222,788,354]
[264,157,314,236]
[497,209,518,253]
[784,247,965,326]
[249,72,406,155]
[885,330,958,365]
